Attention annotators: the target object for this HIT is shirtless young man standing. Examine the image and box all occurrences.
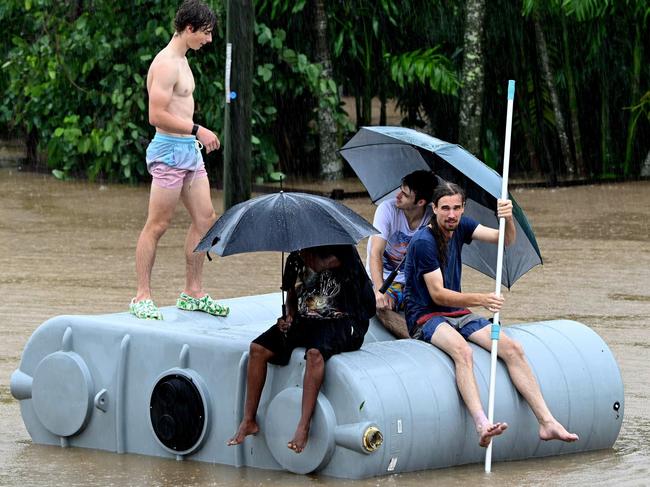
[130,0,228,320]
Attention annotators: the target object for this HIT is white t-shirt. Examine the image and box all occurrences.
[366,199,433,284]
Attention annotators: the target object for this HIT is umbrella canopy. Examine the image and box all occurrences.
[195,191,378,256]
[339,126,542,288]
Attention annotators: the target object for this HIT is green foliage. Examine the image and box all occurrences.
[631,90,650,121]
[627,90,650,142]
[481,128,500,170]
[486,0,650,178]
[1,0,189,182]
[256,0,308,19]
[559,0,614,20]
[250,20,352,178]
[1,0,647,183]
[387,48,460,96]
[0,0,353,183]
[328,0,402,127]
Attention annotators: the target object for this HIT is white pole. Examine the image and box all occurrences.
[485,80,515,473]
[225,43,233,104]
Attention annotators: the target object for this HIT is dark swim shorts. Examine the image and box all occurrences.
[253,315,365,365]
[413,312,490,343]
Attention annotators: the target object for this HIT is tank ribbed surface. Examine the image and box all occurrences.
[10,293,623,479]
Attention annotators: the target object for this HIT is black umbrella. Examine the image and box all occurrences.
[196,191,378,255]
[195,191,378,314]
[339,126,542,288]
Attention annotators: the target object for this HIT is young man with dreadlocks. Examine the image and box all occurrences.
[403,181,579,448]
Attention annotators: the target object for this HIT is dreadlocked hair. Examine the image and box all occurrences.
[428,182,466,269]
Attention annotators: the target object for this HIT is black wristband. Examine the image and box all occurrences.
[191,124,199,136]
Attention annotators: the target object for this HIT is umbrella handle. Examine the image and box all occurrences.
[281,251,285,318]
[378,269,399,294]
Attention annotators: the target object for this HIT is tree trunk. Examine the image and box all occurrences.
[600,87,613,175]
[361,88,372,126]
[359,23,373,127]
[354,94,362,129]
[509,17,540,175]
[224,0,254,209]
[561,15,585,178]
[640,149,650,178]
[534,13,575,178]
[313,0,343,180]
[379,92,387,126]
[532,66,557,186]
[518,91,542,175]
[458,0,485,155]
[26,127,39,167]
[623,24,641,176]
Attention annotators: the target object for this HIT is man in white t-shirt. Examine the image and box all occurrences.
[367,170,436,337]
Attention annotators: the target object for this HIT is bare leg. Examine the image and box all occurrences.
[469,327,579,442]
[431,323,507,447]
[288,348,325,453]
[376,309,410,339]
[179,176,216,298]
[134,184,182,301]
[227,343,274,445]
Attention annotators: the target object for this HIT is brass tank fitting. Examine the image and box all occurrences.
[362,426,383,452]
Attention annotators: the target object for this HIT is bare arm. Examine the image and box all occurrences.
[369,235,392,309]
[148,61,194,134]
[286,287,297,316]
[471,199,516,246]
[423,268,504,313]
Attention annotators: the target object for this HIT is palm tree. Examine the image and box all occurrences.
[528,5,576,178]
[560,14,586,177]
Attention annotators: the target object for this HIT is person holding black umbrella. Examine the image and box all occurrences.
[404,182,579,448]
[227,245,375,453]
[367,170,436,338]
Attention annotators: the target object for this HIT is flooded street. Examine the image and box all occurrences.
[1,168,649,486]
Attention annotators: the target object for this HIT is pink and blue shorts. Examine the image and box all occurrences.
[146,133,207,189]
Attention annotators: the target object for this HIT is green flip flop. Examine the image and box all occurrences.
[129,298,163,320]
[176,293,229,317]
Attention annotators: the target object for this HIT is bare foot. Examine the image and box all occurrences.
[287,425,309,453]
[478,421,508,447]
[539,420,579,442]
[227,419,259,446]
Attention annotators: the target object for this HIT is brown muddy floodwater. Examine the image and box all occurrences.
[1,168,649,486]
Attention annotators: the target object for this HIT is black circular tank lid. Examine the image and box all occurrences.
[150,374,205,453]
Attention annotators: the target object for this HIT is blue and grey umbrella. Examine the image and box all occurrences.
[339,126,542,288]
[195,191,378,256]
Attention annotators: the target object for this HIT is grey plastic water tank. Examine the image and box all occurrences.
[10,293,623,479]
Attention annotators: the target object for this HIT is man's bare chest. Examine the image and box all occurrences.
[175,62,195,97]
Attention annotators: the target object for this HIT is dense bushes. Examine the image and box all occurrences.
[0,0,347,182]
[2,0,648,182]
[2,1,182,182]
